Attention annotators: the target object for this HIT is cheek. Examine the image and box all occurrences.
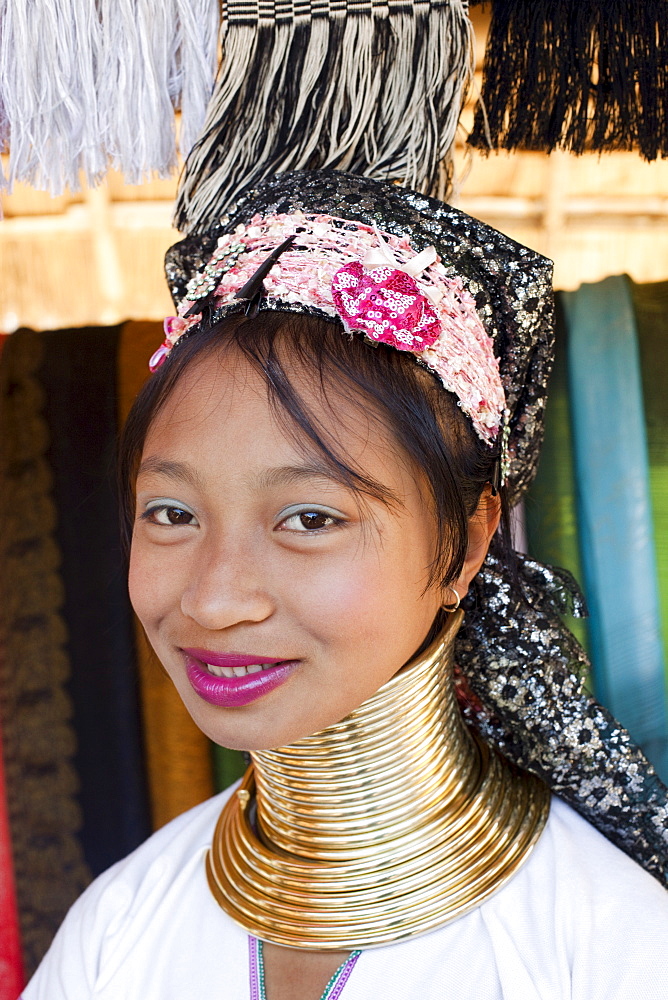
[296,566,377,639]
[279,529,437,651]
[128,538,178,632]
[127,544,152,627]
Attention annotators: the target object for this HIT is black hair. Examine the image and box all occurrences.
[119,310,513,591]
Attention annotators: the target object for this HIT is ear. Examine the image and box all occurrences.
[449,486,501,601]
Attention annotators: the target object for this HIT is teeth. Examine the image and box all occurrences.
[205,662,272,678]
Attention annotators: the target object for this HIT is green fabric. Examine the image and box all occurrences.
[525,296,590,662]
[211,744,247,792]
[629,280,668,689]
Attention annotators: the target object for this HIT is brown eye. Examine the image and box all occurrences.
[165,507,194,525]
[142,504,198,527]
[277,506,343,533]
[299,511,332,530]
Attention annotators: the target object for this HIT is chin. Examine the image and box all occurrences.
[200,718,308,754]
[214,714,352,753]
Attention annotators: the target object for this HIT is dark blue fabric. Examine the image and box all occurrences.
[41,326,150,874]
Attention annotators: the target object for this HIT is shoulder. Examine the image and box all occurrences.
[346,801,668,1000]
[23,786,239,999]
[497,794,668,927]
[535,795,667,902]
[88,785,234,911]
[480,796,668,999]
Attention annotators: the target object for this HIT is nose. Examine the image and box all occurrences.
[180,534,275,630]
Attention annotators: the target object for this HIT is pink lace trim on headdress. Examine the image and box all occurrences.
[154,212,507,447]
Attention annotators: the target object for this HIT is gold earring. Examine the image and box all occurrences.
[442,587,460,613]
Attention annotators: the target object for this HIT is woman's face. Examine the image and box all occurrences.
[129,346,488,750]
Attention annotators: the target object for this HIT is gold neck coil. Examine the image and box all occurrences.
[206,611,550,949]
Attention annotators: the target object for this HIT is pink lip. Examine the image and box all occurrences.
[182,648,284,668]
[184,654,299,707]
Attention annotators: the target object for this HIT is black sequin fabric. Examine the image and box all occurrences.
[165,169,668,885]
[460,555,668,885]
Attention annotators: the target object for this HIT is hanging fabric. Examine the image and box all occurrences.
[210,744,246,793]
[118,321,216,830]
[0,706,24,999]
[0,0,219,193]
[468,0,668,160]
[630,280,668,693]
[525,294,589,656]
[0,329,92,979]
[563,275,668,780]
[174,0,474,232]
[39,325,152,875]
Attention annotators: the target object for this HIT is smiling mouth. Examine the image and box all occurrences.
[183,652,299,707]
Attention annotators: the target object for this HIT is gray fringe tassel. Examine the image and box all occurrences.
[0,0,219,194]
[174,0,473,234]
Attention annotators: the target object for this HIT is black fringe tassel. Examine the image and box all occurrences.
[469,0,668,159]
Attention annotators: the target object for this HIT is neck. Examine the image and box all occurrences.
[206,611,550,949]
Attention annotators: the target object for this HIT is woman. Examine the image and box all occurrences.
[23,170,668,999]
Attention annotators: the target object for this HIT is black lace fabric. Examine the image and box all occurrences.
[459,554,668,885]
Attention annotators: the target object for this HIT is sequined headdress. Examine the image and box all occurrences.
[165,170,553,498]
[164,169,668,885]
[157,207,509,472]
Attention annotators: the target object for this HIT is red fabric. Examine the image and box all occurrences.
[0,708,24,997]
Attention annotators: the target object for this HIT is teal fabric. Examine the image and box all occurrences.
[630,280,668,700]
[525,295,589,661]
[563,276,668,779]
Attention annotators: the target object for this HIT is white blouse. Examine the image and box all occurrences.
[23,787,668,1000]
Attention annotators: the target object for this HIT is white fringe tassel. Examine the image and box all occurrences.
[0,0,219,194]
[171,0,221,160]
[175,0,474,233]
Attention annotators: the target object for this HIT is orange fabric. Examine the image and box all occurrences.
[117,321,215,830]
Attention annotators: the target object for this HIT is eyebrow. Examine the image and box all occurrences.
[136,457,205,490]
[249,462,348,492]
[137,457,344,492]
[137,456,401,506]
[252,462,403,510]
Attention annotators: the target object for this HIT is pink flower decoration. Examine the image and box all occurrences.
[164,315,190,343]
[331,262,440,352]
[148,343,170,372]
[148,315,200,371]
